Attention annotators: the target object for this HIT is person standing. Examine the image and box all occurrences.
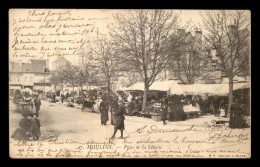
[110,98,119,125]
[100,98,109,125]
[33,95,41,117]
[177,98,185,121]
[30,114,41,140]
[229,99,245,128]
[200,98,205,115]
[161,98,168,125]
[110,100,125,139]
[66,92,69,99]
[127,99,134,116]
[52,93,56,102]
[213,95,219,116]
[204,97,210,114]
[11,115,32,141]
[168,99,174,121]
[61,92,64,103]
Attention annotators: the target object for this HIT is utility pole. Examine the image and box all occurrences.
[43,66,46,94]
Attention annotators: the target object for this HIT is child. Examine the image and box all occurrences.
[30,114,41,141]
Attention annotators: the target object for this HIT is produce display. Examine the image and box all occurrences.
[183,104,200,112]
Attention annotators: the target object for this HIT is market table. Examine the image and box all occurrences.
[183,104,201,118]
[15,101,34,115]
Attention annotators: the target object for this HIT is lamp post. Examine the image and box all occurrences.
[43,66,46,94]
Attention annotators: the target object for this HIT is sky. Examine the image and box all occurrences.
[48,10,204,69]
[10,9,249,69]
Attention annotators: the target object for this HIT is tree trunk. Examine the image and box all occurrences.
[142,86,149,112]
[107,75,111,96]
[54,85,57,94]
[228,76,233,115]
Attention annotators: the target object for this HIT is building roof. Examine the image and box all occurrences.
[10,59,50,73]
[52,57,68,63]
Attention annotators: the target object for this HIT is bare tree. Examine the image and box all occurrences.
[50,71,60,93]
[202,10,250,110]
[110,9,179,111]
[61,62,79,92]
[124,70,140,88]
[87,33,120,96]
[167,28,209,84]
[56,70,66,91]
[75,67,88,92]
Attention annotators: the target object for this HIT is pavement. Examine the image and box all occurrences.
[9,99,251,158]
[9,99,233,142]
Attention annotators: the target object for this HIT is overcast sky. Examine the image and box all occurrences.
[10,9,250,69]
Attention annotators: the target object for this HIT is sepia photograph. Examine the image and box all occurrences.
[9,9,251,158]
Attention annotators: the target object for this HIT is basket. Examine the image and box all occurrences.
[151,113,161,122]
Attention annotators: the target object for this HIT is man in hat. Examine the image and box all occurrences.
[61,91,65,103]
[30,114,41,140]
[33,95,41,117]
[110,100,125,139]
[161,98,168,125]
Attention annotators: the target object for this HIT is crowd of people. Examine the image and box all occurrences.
[11,87,249,142]
[116,92,249,129]
[12,90,41,141]
[11,113,41,141]
[98,95,125,139]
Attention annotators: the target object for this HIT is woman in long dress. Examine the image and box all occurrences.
[100,98,109,125]
[127,100,134,116]
[176,99,185,121]
[11,115,32,141]
[161,98,168,125]
[168,100,174,121]
[110,100,125,139]
[229,99,246,128]
[110,98,118,125]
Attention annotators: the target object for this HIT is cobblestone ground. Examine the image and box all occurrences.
[10,99,235,142]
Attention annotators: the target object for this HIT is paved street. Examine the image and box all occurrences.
[9,99,251,158]
[10,99,233,142]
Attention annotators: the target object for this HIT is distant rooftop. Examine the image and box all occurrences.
[10,59,50,73]
[52,57,68,63]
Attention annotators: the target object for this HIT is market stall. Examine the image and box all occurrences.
[174,82,250,96]
[120,80,250,121]
[183,104,201,118]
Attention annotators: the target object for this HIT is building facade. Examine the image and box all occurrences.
[52,57,69,71]
[9,59,51,93]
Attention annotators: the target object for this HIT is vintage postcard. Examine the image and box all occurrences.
[9,9,251,158]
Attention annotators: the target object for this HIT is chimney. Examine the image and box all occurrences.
[227,24,237,35]
[177,29,185,36]
[194,30,202,41]
[46,59,49,69]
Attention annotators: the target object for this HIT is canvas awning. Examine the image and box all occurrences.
[233,82,250,90]
[169,82,250,96]
[22,87,33,94]
[149,80,177,91]
[122,80,180,92]
[121,81,249,96]
[9,85,22,90]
